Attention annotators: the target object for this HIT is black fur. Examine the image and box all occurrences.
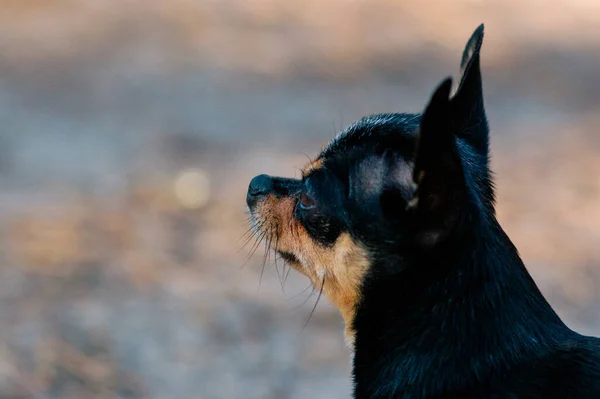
[247,24,600,398]
[349,25,600,399]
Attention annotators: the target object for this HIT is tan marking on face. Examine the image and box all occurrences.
[252,194,370,348]
[302,158,324,177]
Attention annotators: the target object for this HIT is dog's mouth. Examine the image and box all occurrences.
[246,198,302,273]
[276,250,300,265]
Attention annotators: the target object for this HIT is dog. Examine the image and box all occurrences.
[245,24,600,398]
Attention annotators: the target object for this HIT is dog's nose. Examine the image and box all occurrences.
[247,174,273,205]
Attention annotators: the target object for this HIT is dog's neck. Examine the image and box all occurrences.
[351,213,571,398]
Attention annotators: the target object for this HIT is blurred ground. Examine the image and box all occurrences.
[1,1,600,398]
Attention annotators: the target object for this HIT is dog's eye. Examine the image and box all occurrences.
[299,192,316,210]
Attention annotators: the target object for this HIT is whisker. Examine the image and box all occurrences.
[238,222,260,244]
[288,281,314,300]
[272,235,287,292]
[283,261,293,287]
[237,221,264,253]
[301,276,325,332]
[257,255,267,291]
[243,229,267,266]
[271,251,294,290]
[258,230,273,291]
[272,244,283,291]
[248,229,267,257]
[245,216,302,302]
[272,252,292,292]
[291,285,317,311]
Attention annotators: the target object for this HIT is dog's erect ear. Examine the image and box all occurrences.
[458,24,484,84]
[451,24,488,157]
[452,24,496,211]
[409,78,465,246]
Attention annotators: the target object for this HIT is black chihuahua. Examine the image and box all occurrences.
[246,25,600,398]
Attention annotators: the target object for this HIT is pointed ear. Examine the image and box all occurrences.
[458,24,484,86]
[409,78,465,246]
[451,24,488,156]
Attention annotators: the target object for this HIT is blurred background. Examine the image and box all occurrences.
[1,1,600,398]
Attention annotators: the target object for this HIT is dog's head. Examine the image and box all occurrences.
[246,25,491,345]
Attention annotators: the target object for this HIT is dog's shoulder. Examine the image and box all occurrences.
[550,336,600,393]
[502,335,600,398]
